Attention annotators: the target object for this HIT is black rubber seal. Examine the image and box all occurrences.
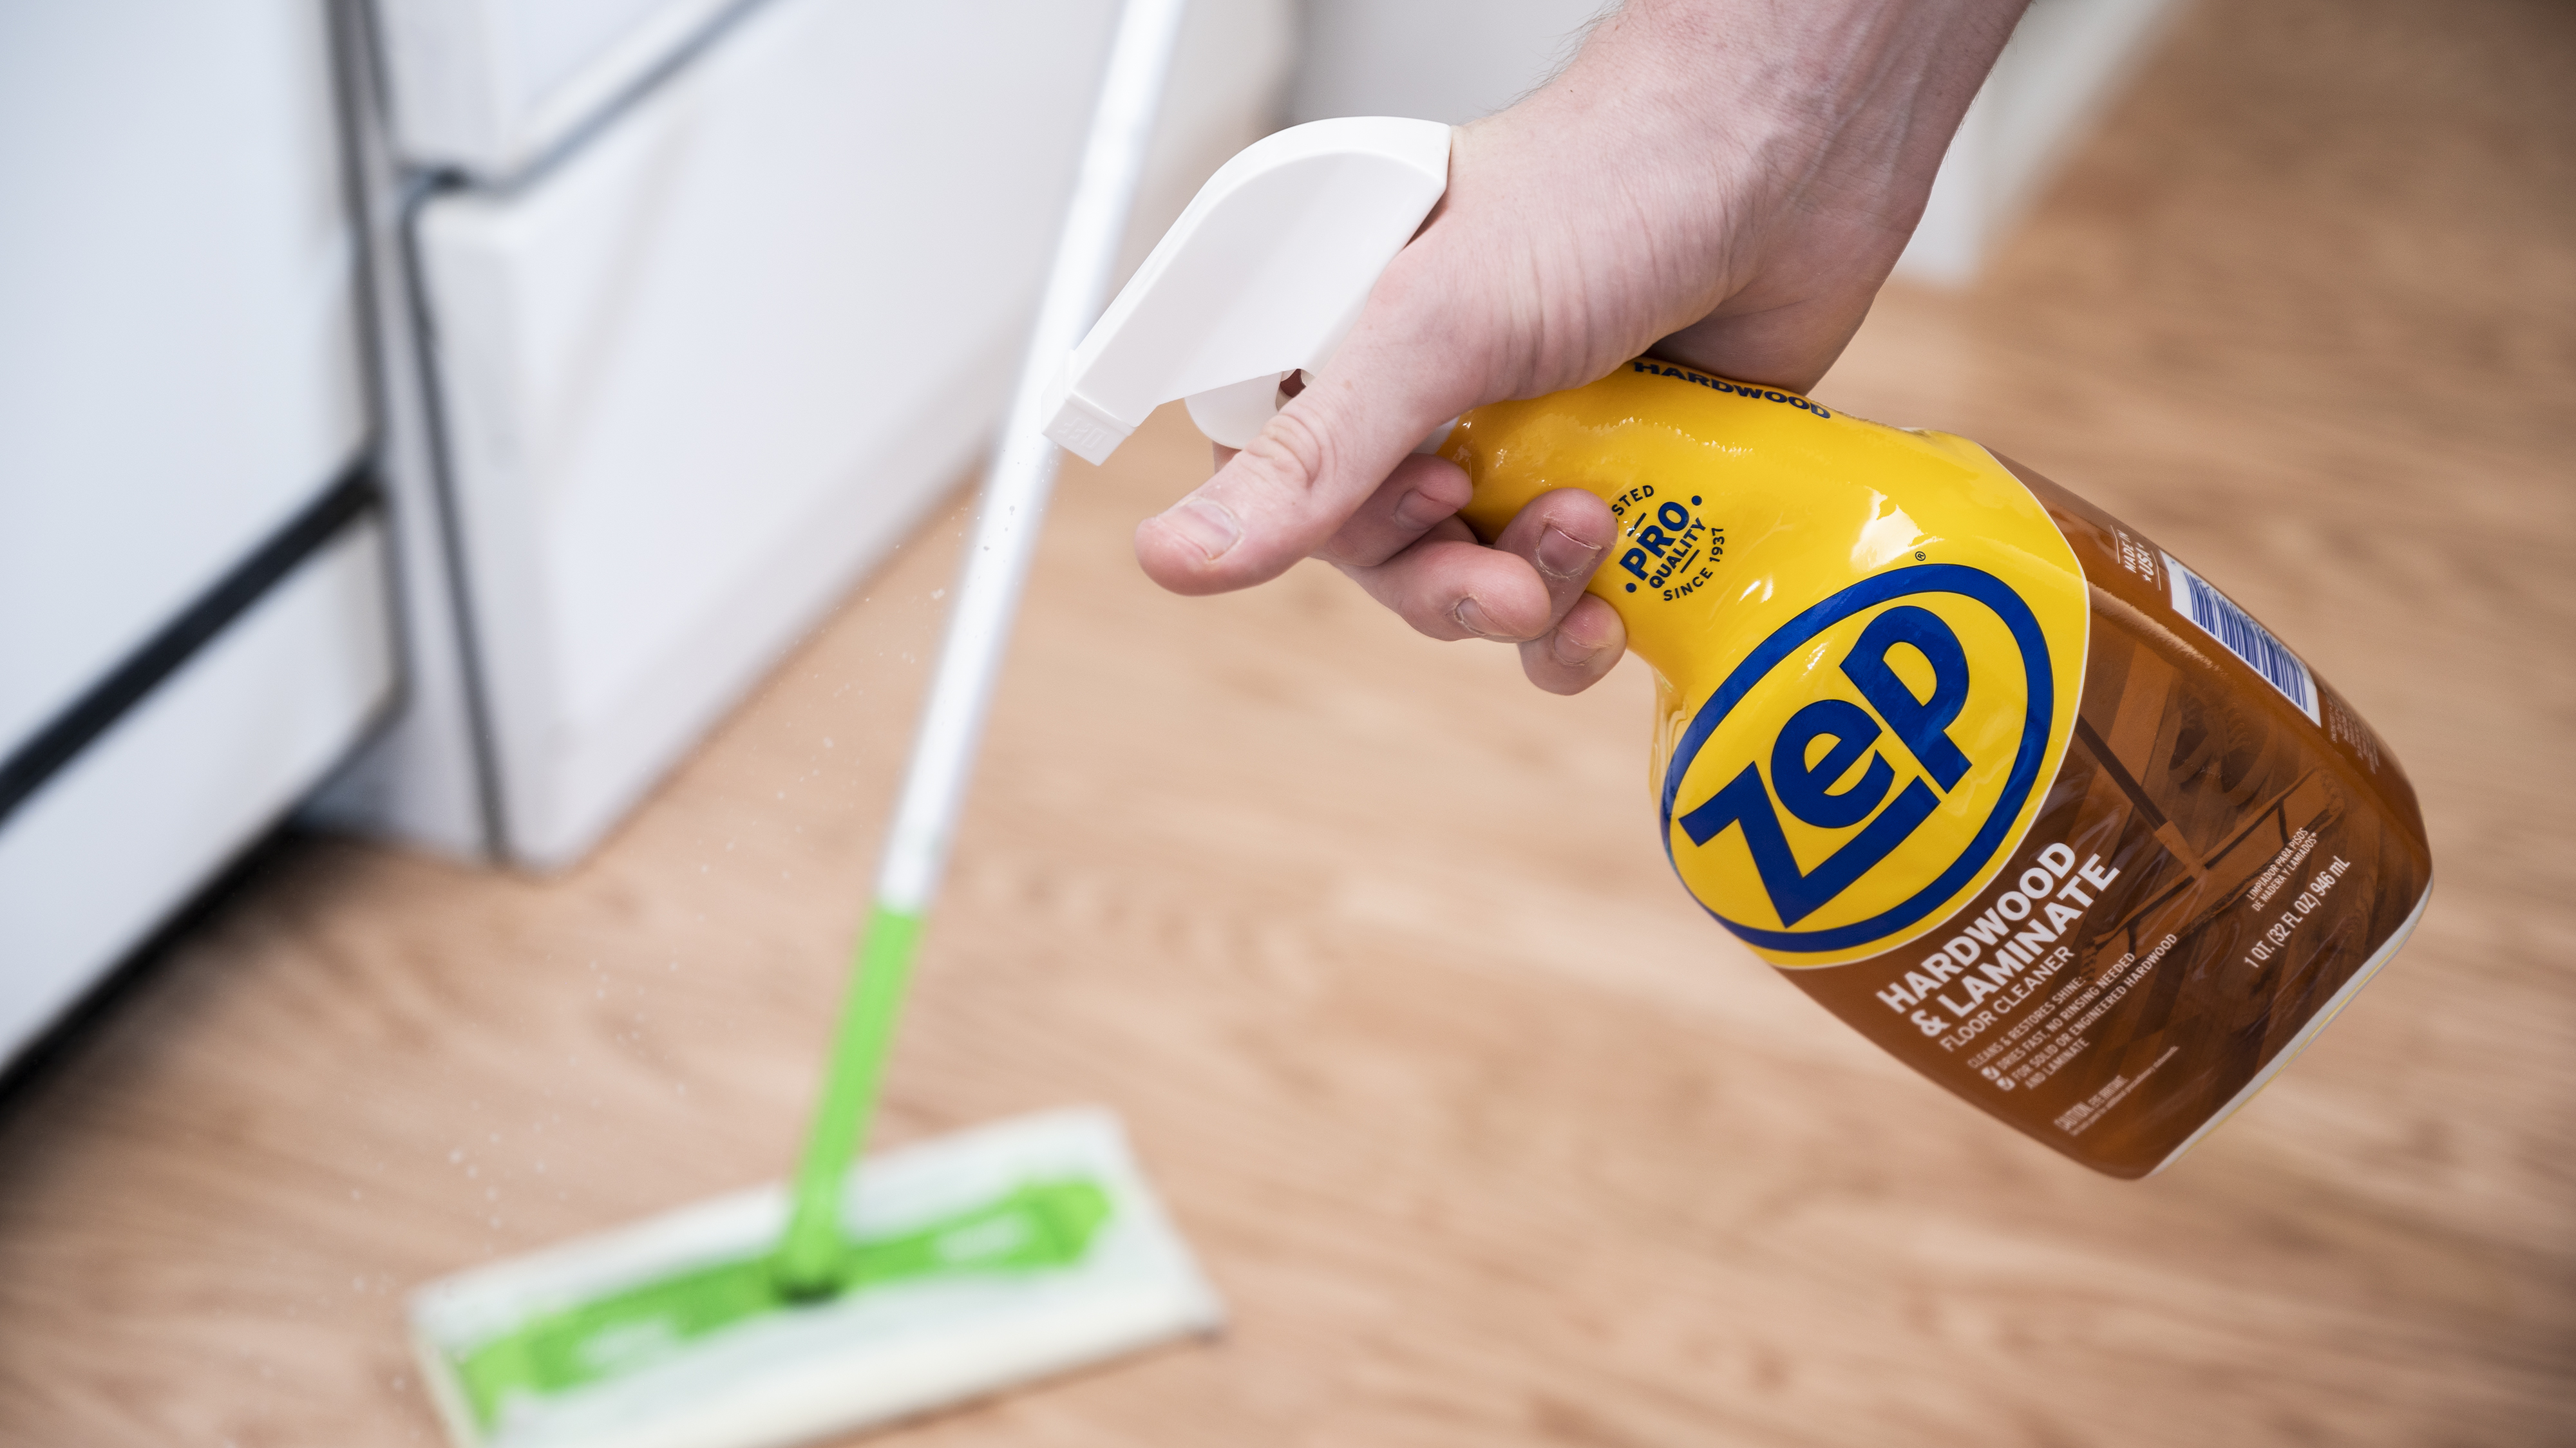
[0,464,381,829]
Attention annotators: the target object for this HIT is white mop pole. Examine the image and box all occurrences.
[875,0,1188,917]
[777,0,1190,1292]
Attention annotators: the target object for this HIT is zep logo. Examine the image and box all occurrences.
[1659,565,2060,960]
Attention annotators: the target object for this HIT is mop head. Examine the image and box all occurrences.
[409,1107,1223,1448]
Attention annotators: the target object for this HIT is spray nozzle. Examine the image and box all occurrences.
[1043,117,1452,465]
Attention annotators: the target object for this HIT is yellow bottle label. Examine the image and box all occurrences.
[1447,361,2091,967]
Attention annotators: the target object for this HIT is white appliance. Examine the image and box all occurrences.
[324,0,1294,868]
[370,0,753,179]
[0,0,395,1064]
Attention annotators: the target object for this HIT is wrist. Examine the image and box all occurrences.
[1573,0,2027,227]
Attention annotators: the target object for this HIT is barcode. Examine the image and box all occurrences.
[2161,552,2319,723]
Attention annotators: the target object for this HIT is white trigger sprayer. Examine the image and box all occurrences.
[1041,117,1454,465]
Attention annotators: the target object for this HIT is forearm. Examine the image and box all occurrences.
[1475,0,2029,388]
[1578,0,2025,218]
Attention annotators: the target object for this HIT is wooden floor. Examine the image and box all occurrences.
[5,0,2571,1442]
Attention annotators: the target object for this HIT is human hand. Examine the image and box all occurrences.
[1137,0,2027,693]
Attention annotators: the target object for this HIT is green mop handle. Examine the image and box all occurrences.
[772,0,1188,1297]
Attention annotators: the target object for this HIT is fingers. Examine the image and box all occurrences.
[1211,396,1627,690]
[1136,249,1486,596]
[1208,416,1474,574]
[1492,489,1627,695]
[1334,519,1560,642]
[1484,489,1615,626]
[1335,486,1620,653]
[1520,594,1627,695]
[1312,453,1474,569]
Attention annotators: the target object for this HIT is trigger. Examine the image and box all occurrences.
[1185,373,1293,449]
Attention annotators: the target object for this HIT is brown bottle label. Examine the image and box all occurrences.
[1781,461,2434,1177]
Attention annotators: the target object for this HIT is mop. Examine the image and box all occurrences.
[407,2,1221,1443]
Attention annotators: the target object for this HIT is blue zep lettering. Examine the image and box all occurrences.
[1841,605,1971,791]
[1660,564,2056,954]
[1677,760,1939,928]
[1769,699,1892,829]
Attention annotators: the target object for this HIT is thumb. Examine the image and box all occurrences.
[1134,255,1484,595]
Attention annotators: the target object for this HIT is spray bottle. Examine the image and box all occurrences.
[1043,118,2432,1177]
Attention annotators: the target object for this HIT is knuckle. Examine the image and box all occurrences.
[1241,406,1334,500]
